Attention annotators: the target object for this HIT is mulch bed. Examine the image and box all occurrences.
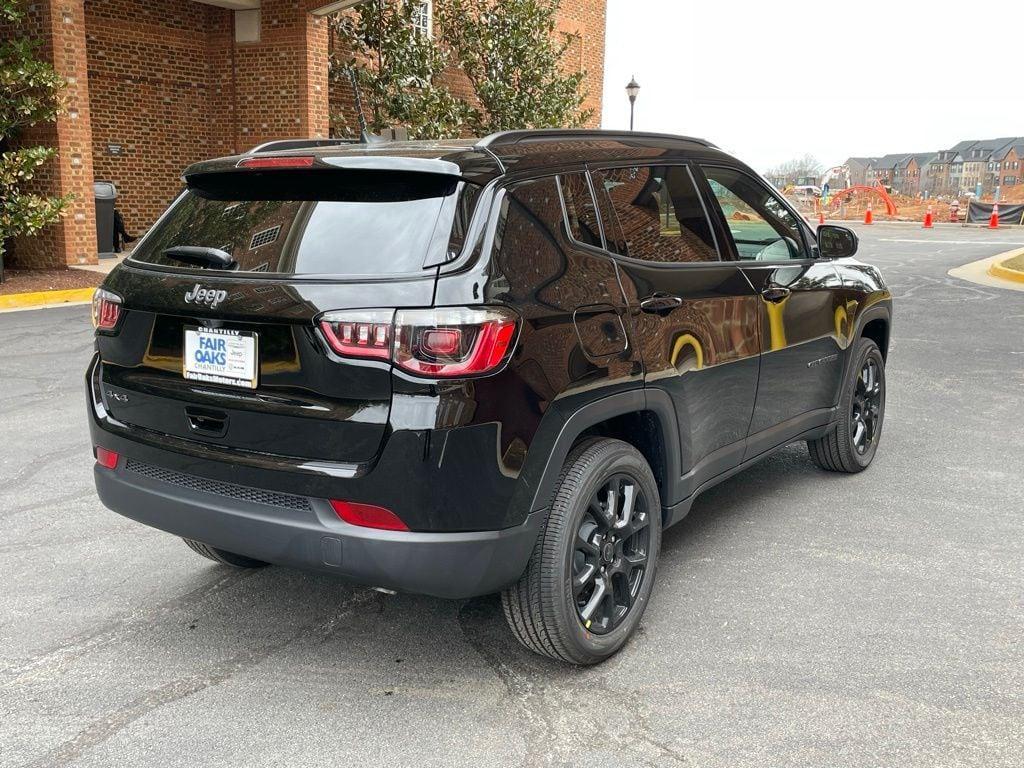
[0,268,104,296]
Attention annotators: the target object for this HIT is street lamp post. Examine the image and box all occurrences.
[626,76,640,131]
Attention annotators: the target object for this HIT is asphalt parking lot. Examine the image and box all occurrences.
[2,223,1022,767]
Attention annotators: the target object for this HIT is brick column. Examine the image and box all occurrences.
[228,0,330,150]
[302,1,331,139]
[9,0,97,268]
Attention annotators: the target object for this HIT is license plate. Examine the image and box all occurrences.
[183,327,258,389]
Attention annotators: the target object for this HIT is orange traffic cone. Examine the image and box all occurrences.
[818,210,825,225]
[923,205,933,228]
[864,204,873,225]
[988,203,1000,229]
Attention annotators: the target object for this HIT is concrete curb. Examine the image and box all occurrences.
[0,286,96,311]
[987,248,1024,284]
[948,248,1024,293]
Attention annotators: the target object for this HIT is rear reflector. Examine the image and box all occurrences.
[237,155,315,170]
[95,447,120,469]
[329,500,409,531]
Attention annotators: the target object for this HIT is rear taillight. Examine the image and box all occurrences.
[91,288,122,332]
[95,446,120,469]
[394,308,517,377]
[319,310,393,360]
[318,307,518,378]
[329,500,408,531]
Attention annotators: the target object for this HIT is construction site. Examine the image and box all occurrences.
[786,186,1024,228]
[777,137,1024,228]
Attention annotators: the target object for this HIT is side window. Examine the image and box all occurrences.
[701,166,808,261]
[593,166,718,263]
[557,172,602,248]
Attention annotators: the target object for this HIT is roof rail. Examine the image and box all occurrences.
[476,129,715,150]
[247,138,361,154]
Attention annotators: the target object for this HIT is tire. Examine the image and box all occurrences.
[808,337,886,473]
[182,538,269,569]
[502,438,662,665]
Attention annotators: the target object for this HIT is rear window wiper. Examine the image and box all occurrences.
[164,246,237,270]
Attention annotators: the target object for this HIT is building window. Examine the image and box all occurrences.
[411,0,432,37]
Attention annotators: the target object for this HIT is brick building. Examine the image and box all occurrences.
[865,154,909,188]
[3,0,607,269]
[925,150,955,197]
[893,153,936,197]
[995,144,1022,189]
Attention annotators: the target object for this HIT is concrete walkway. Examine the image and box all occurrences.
[71,253,128,276]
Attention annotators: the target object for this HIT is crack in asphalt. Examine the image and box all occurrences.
[456,598,690,767]
[0,395,82,418]
[21,590,377,768]
[0,490,95,524]
[0,570,254,685]
[0,445,85,494]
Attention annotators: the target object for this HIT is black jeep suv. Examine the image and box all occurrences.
[87,130,891,664]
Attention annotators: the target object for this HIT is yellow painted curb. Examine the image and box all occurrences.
[987,247,1024,284]
[0,286,96,310]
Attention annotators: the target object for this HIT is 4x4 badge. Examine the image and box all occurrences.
[184,284,227,308]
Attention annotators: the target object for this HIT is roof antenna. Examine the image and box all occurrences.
[348,67,382,144]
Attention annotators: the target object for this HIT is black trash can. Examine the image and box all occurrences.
[93,180,118,259]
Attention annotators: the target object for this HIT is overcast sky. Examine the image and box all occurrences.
[600,0,1024,174]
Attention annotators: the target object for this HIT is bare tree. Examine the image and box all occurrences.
[767,154,823,186]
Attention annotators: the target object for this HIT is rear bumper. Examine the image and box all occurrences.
[94,460,542,599]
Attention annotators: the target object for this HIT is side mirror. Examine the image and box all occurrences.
[817,224,858,259]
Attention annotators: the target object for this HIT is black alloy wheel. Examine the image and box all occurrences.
[851,357,882,455]
[807,337,886,473]
[573,474,651,634]
[502,438,662,665]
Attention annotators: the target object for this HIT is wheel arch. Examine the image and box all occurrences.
[861,315,890,360]
[526,388,682,525]
[843,301,891,383]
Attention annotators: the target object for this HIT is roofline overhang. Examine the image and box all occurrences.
[311,0,369,15]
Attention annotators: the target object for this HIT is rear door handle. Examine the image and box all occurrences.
[639,294,683,315]
[761,286,791,303]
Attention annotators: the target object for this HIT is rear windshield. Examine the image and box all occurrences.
[130,170,475,276]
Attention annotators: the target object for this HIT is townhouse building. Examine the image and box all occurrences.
[867,154,910,188]
[995,144,1023,189]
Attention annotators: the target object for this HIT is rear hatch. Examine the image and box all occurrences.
[95,160,477,465]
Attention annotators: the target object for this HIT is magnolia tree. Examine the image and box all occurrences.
[438,0,591,134]
[330,0,473,140]
[330,0,591,139]
[0,0,69,279]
